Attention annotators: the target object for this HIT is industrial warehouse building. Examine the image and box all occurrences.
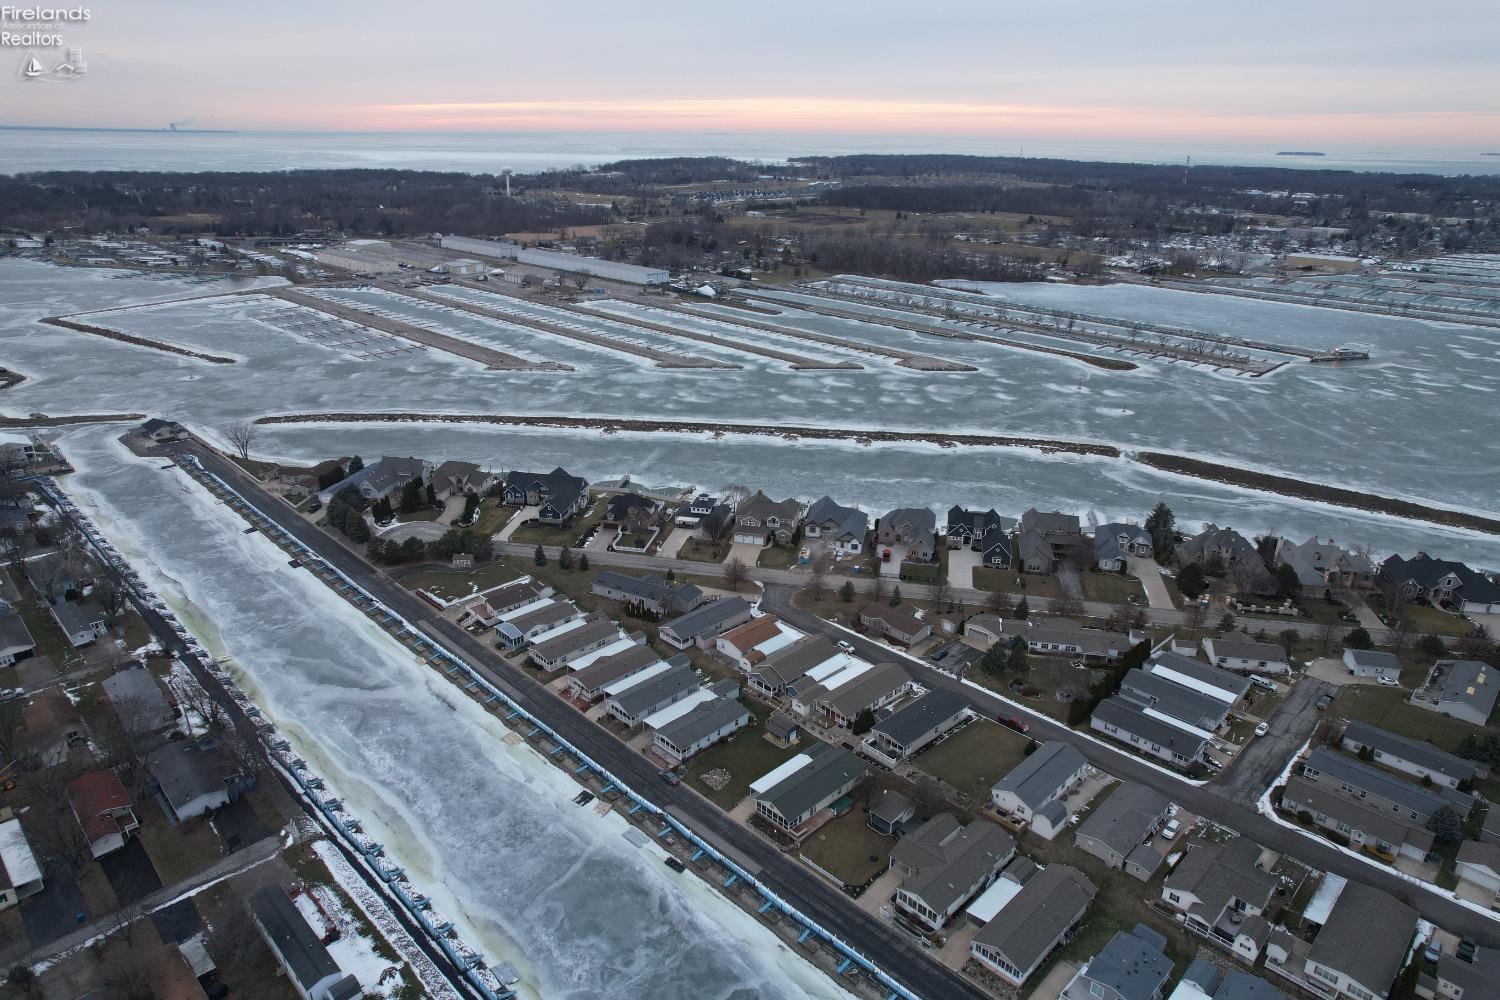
[439,234,670,285]
[314,239,448,275]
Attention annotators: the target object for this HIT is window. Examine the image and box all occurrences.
[1090,984,1104,999]
[1311,965,1340,984]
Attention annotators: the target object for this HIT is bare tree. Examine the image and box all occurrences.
[224,421,259,462]
[985,586,1006,615]
[1182,603,1206,638]
[1318,617,1340,655]
[93,575,130,623]
[1375,574,1409,618]
[805,553,830,602]
[931,577,952,613]
[722,557,749,592]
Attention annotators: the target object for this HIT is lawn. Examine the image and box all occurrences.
[135,800,226,884]
[912,721,1031,801]
[469,498,515,538]
[8,570,77,666]
[757,545,801,570]
[1336,686,1496,794]
[971,566,1062,601]
[507,504,605,547]
[1081,571,1143,605]
[120,610,155,654]
[675,538,730,564]
[686,701,806,810]
[1399,602,1467,636]
[801,807,894,888]
[394,505,444,523]
[969,655,1107,723]
[398,559,523,601]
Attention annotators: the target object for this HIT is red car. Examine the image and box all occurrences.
[998,714,1031,734]
[881,548,892,562]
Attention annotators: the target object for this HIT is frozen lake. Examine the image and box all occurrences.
[2,259,1499,565]
[59,426,851,1000]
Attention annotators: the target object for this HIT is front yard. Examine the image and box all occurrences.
[971,565,1062,601]
[968,655,1107,723]
[685,701,806,810]
[912,720,1031,802]
[1335,686,1497,797]
[801,806,895,889]
[1080,571,1144,605]
[506,502,604,547]
[398,559,523,601]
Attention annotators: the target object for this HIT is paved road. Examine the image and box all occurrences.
[185,447,989,1000]
[1215,676,1331,807]
[757,584,1500,947]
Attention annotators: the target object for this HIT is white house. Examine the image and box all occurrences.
[989,742,1089,840]
[1342,648,1401,683]
[1202,638,1291,676]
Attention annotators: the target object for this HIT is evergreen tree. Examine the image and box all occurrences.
[839,580,856,603]
[347,517,370,544]
[426,482,437,507]
[398,537,426,562]
[1144,501,1176,557]
[535,544,547,566]
[462,493,479,523]
[558,546,573,570]
[1344,627,1374,650]
[578,553,589,570]
[851,708,877,735]
[1177,562,1207,599]
[665,568,676,584]
[889,586,902,607]
[399,477,423,515]
[1007,641,1030,675]
[373,495,393,523]
[346,455,365,474]
[1013,596,1030,620]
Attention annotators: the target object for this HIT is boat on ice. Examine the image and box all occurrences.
[1309,344,1370,362]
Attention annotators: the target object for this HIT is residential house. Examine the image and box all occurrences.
[750,745,867,841]
[24,550,91,605]
[248,886,363,1000]
[501,467,590,524]
[715,615,804,672]
[0,608,35,666]
[140,418,187,443]
[1167,960,1286,1000]
[691,502,735,543]
[1302,881,1415,1000]
[747,634,840,700]
[528,617,621,672]
[964,615,1129,662]
[1202,638,1291,676]
[1094,523,1154,572]
[1018,508,1084,573]
[730,491,803,547]
[1280,774,1434,862]
[1148,652,1252,705]
[866,690,971,762]
[1091,697,1209,770]
[567,646,668,704]
[591,571,703,616]
[20,691,86,766]
[493,598,585,651]
[602,492,661,530]
[868,790,916,836]
[803,496,869,555]
[1059,924,1173,1000]
[1342,648,1402,683]
[1074,782,1173,881]
[857,603,932,645]
[1299,747,1473,825]
[0,815,43,911]
[101,664,177,740]
[1429,659,1499,727]
[150,740,250,823]
[1176,525,1276,595]
[1379,553,1500,615]
[648,681,749,765]
[429,460,494,500]
[875,507,939,564]
[764,710,801,749]
[1435,946,1499,1000]
[889,814,1016,932]
[1276,537,1375,592]
[674,493,720,527]
[1339,721,1478,790]
[946,507,1016,568]
[787,658,913,727]
[990,741,1089,840]
[66,769,139,858]
[659,597,755,650]
[354,456,434,502]
[604,660,701,729]
[454,578,551,630]
[50,599,107,647]
[1119,668,1238,734]
[969,863,1097,987]
[1163,837,1278,963]
[1455,840,1500,900]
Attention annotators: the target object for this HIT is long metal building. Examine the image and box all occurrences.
[439,234,668,285]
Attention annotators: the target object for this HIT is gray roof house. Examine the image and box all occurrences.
[604,660,701,728]
[875,507,939,563]
[731,491,803,547]
[1303,881,1415,1000]
[1018,508,1084,573]
[1120,668,1237,733]
[803,496,869,554]
[1430,658,1500,727]
[1339,720,1478,789]
[1174,959,1287,1000]
[527,616,622,672]
[990,741,1089,840]
[101,665,176,739]
[1379,553,1500,615]
[751,745,867,839]
[747,634,839,699]
[1201,638,1291,676]
[1094,523,1154,572]
[248,886,362,1000]
[148,739,246,823]
[867,689,971,761]
[868,790,916,836]
[1301,747,1473,823]
[965,615,1128,662]
[0,608,35,666]
[1342,648,1403,682]
[889,814,1016,932]
[946,506,1015,568]
[970,863,1097,987]
[355,456,433,501]
[1060,924,1172,1000]
[50,600,107,648]
[1175,524,1275,595]
[1280,774,1434,861]
[1435,946,1500,1000]
[1162,837,1277,962]
[501,467,590,524]
[1276,536,1375,591]
[1091,696,1209,770]
[1074,782,1172,880]
[590,571,704,616]
[649,683,749,765]
[429,460,493,500]
[566,645,665,703]
[659,596,755,649]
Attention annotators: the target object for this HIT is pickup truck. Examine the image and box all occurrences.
[998,714,1031,734]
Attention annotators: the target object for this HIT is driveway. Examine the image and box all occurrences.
[437,494,466,525]
[878,541,909,578]
[657,526,693,559]
[585,527,617,551]
[496,505,539,541]
[722,541,764,568]
[1216,675,1331,806]
[1127,556,1174,610]
[1057,565,1083,600]
[1305,656,1374,687]
[947,546,981,590]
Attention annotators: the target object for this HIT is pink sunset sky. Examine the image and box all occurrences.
[5,0,1498,147]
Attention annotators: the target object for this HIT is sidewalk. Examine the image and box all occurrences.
[4,834,282,969]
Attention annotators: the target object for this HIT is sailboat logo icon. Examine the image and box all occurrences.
[21,55,45,78]
[18,48,86,82]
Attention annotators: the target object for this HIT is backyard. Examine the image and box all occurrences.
[800,805,896,889]
[685,701,805,810]
[1335,687,1499,798]
[912,720,1031,803]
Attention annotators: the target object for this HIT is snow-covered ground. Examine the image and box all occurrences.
[3,260,1498,564]
[59,426,852,1000]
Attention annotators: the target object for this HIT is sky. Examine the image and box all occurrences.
[4,1,1499,147]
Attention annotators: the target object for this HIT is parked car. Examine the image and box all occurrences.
[659,769,681,786]
[1423,939,1443,963]
[1458,938,1477,963]
[836,640,855,654]
[1315,692,1334,711]
[307,501,322,513]
[664,856,686,873]
[1160,819,1182,840]
[998,714,1031,734]
[1254,722,1270,737]
[881,548,892,563]
[1377,675,1399,687]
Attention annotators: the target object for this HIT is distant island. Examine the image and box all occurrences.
[1483,152,1500,157]
[1276,151,1326,157]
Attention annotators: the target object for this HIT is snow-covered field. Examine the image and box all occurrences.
[58,427,852,1000]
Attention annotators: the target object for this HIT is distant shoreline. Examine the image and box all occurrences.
[0,125,238,135]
